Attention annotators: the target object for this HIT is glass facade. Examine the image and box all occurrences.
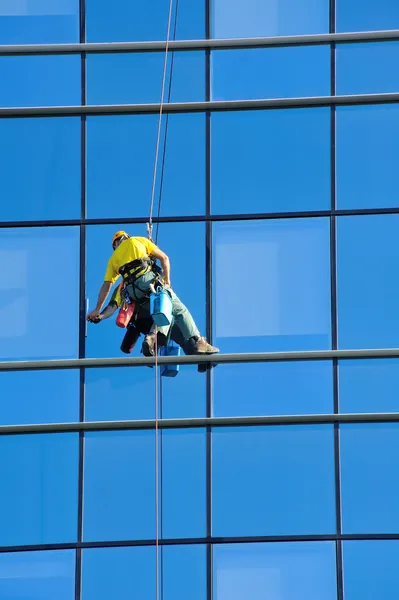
[0,1,398,599]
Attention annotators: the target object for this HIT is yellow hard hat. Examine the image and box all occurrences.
[112,230,128,248]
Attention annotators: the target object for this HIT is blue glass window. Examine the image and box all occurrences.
[212,218,331,353]
[87,52,205,105]
[336,43,399,95]
[343,540,399,600]
[336,0,399,32]
[339,359,399,414]
[0,119,81,221]
[336,105,399,210]
[0,433,79,546]
[0,550,75,600]
[211,46,330,101]
[213,361,334,417]
[212,425,336,536]
[82,545,206,600]
[211,109,331,214]
[86,0,204,42]
[0,369,79,425]
[337,214,399,349]
[0,227,80,360]
[83,429,206,541]
[213,542,337,600]
[86,222,206,358]
[340,424,399,533]
[86,114,205,219]
[0,55,80,107]
[212,0,329,37]
[0,0,79,44]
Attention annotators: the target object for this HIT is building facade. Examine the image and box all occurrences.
[0,0,398,598]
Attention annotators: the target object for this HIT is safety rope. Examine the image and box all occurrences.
[150,2,175,599]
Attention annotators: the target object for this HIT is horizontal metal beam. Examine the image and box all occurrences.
[1,347,399,372]
[0,532,398,554]
[0,411,399,436]
[0,92,399,119]
[0,29,398,55]
[3,206,399,231]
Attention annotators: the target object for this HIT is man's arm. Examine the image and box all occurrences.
[150,247,171,286]
[87,281,113,320]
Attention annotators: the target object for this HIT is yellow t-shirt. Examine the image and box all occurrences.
[104,236,158,284]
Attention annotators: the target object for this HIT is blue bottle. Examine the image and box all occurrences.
[160,342,181,378]
[150,286,173,327]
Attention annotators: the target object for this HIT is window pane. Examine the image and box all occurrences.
[87,53,205,105]
[0,433,79,546]
[0,118,80,221]
[343,540,399,600]
[336,43,399,95]
[82,545,206,600]
[85,365,206,422]
[0,227,80,360]
[336,0,399,32]
[212,425,336,536]
[213,362,334,417]
[213,542,337,600]
[83,429,206,541]
[0,56,80,107]
[340,424,399,533]
[212,219,331,353]
[212,0,329,37]
[339,359,399,414]
[337,214,399,349]
[211,47,330,101]
[86,0,205,42]
[0,550,75,600]
[86,222,206,358]
[0,0,79,43]
[211,110,330,214]
[336,105,399,210]
[86,115,205,219]
[0,370,79,425]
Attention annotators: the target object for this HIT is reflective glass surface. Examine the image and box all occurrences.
[0,227,80,359]
[82,545,206,600]
[212,425,336,536]
[0,55,80,107]
[213,218,331,353]
[87,52,205,105]
[213,361,334,416]
[339,359,399,414]
[86,115,205,219]
[0,0,79,43]
[340,424,399,533]
[212,0,329,37]
[343,540,399,600]
[0,434,79,546]
[211,109,331,214]
[211,46,330,101]
[0,118,81,221]
[213,542,337,600]
[0,550,75,600]
[336,43,399,95]
[86,0,205,42]
[336,105,399,210]
[337,214,399,349]
[83,429,206,541]
[336,0,399,32]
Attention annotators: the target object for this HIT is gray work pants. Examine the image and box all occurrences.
[126,271,200,341]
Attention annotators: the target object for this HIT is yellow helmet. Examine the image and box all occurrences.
[112,230,128,248]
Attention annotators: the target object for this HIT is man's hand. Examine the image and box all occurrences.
[87,311,103,323]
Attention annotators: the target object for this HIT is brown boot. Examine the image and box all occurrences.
[192,336,219,354]
[142,333,157,357]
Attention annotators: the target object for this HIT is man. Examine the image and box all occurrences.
[87,231,219,357]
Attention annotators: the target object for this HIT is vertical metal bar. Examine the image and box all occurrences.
[329,1,344,598]
[75,0,87,597]
[205,0,213,599]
